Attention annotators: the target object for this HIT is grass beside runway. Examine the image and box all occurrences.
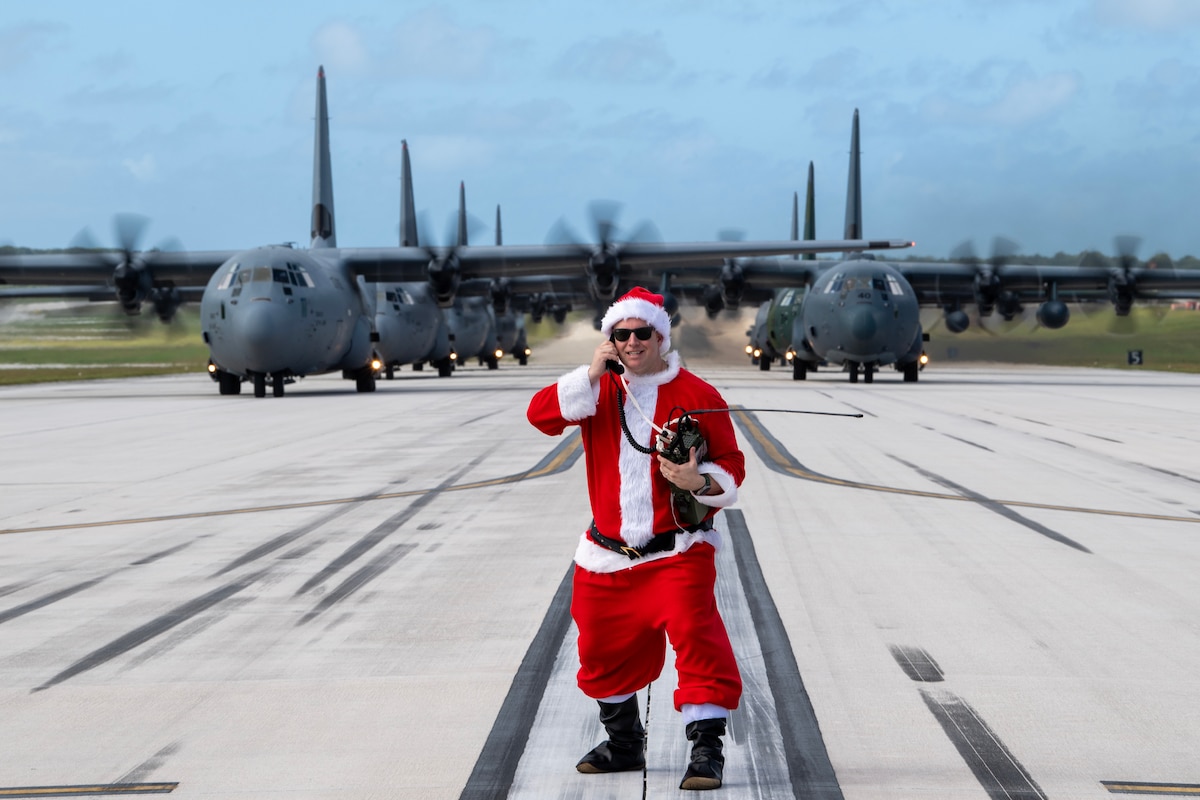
[0,302,209,385]
[2,302,1199,387]
[924,306,1200,373]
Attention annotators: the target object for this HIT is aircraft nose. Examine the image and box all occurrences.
[847,306,878,342]
[235,301,289,370]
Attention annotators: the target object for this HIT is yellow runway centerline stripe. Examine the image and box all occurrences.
[1102,782,1200,795]
[0,784,177,797]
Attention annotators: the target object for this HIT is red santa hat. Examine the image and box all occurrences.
[599,286,672,355]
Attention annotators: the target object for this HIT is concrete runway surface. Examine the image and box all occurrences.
[1,355,1198,799]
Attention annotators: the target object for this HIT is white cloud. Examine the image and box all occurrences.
[312,20,370,75]
[1091,0,1200,30]
[983,71,1081,125]
[0,21,66,72]
[552,30,675,84]
[122,154,158,182]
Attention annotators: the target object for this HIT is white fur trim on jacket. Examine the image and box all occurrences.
[574,525,724,573]
[556,365,599,421]
[600,298,672,355]
[617,377,658,548]
[694,462,738,508]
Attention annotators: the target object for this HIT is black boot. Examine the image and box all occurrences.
[680,718,726,790]
[576,696,646,774]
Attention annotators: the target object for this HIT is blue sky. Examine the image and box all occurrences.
[3,0,1200,261]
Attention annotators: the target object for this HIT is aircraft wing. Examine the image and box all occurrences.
[335,239,913,283]
[895,261,1200,306]
[0,250,237,288]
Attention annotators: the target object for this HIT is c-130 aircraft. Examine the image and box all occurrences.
[737,109,1200,383]
[0,69,914,397]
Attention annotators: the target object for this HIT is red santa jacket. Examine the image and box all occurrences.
[527,353,745,572]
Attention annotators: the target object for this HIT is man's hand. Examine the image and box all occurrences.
[657,446,707,493]
[588,340,621,383]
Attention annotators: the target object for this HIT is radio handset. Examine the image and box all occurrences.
[606,359,625,375]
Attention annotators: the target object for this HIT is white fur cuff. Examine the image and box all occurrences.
[556,365,598,421]
[694,463,738,508]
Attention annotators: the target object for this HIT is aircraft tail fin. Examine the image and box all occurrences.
[843,108,862,245]
[803,160,816,261]
[790,191,799,260]
[457,182,468,246]
[399,141,418,246]
[310,65,336,249]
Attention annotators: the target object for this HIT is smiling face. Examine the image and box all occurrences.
[611,318,666,376]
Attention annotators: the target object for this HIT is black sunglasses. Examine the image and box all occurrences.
[610,326,654,342]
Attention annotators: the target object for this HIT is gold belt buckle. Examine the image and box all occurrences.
[619,545,642,559]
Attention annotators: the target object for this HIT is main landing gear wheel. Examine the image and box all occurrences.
[847,361,859,383]
[864,364,875,384]
[759,356,771,371]
[217,371,241,395]
[253,373,266,397]
[272,372,285,397]
[792,361,807,381]
[356,373,376,393]
[903,362,920,382]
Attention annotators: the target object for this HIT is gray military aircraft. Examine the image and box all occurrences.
[731,109,1200,383]
[0,70,916,397]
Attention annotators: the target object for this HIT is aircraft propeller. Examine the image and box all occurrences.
[545,200,661,302]
[416,210,485,307]
[950,236,1021,322]
[69,213,184,324]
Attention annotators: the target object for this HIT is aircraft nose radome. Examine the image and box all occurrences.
[848,306,878,342]
[236,302,288,370]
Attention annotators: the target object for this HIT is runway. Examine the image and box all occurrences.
[1,359,1199,799]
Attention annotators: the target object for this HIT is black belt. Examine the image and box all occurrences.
[588,518,714,560]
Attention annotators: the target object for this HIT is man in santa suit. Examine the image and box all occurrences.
[527,286,745,791]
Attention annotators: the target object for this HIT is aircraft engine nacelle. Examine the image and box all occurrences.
[113,261,152,315]
[427,255,461,307]
[997,291,1023,321]
[587,252,620,300]
[490,278,512,315]
[149,285,183,323]
[944,308,970,333]
[718,262,745,309]
[1108,275,1134,316]
[701,285,725,318]
[1036,300,1070,329]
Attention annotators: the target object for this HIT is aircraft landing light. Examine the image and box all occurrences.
[0,783,179,796]
[1101,782,1200,795]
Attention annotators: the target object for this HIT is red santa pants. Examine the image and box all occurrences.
[571,542,742,711]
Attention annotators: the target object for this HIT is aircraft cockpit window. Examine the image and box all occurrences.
[273,268,289,284]
[287,263,315,288]
[872,278,886,291]
[399,289,414,304]
[237,270,252,285]
[886,276,904,295]
[251,266,273,283]
[844,278,856,291]
[216,264,239,291]
[826,274,843,293]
